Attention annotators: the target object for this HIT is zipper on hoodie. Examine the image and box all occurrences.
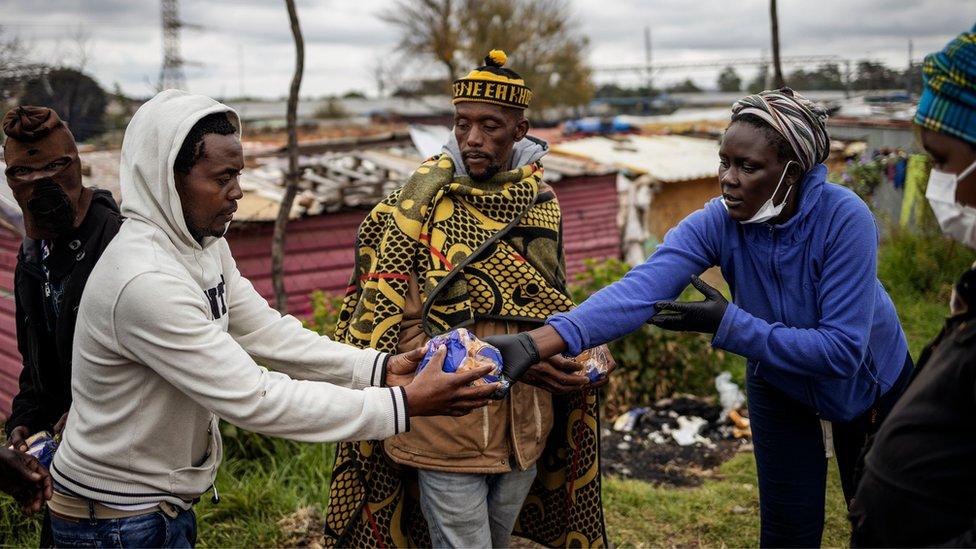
[770,227,789,321]
[771,225,819,415]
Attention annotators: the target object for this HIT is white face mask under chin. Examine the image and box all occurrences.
[724,160,798,224]
[925,158,976,250]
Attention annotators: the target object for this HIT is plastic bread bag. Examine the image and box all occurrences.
[417,328,511,397]
[574,345,612,383]
[25,431,58,469]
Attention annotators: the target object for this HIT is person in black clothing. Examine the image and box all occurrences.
[2,106,122,449]
[1,106,122,539]
[849,25,976,547]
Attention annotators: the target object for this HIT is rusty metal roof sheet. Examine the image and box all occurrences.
[552,134,719,183]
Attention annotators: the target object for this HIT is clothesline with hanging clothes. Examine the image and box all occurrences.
[866,148,910,189]
[900,153,933,229]
[835,147,933,231]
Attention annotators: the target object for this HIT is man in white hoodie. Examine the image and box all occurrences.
[45,90,498,547]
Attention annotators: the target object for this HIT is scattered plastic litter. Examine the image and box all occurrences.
[715,371,746,421]
[612,407,649,432]
[648,431,668,445]
[672,416,708,446]
[603,395,751,485]
[729,409,752,439]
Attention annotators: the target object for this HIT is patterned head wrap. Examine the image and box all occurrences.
[915,24,976,146]
[731,87,830,172]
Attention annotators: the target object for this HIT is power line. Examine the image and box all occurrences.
[594,54,867,74]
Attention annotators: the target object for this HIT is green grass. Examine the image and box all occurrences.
[890,291,949,360]
[2,226,968,547]
[602,453,850,548]
[1,495,40,547]
[193,427,337,547]
[0,430,338,548]
[2,448,848,548]
[876,226,976,360]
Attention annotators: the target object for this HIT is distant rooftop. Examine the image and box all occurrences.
[553,134,719,183]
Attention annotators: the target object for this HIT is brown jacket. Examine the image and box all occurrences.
[384,273,555,473]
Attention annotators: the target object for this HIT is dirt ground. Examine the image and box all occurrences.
[600,396,749,487]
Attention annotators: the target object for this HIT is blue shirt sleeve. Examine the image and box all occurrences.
[712,197,879,379]
[548,200,724,355]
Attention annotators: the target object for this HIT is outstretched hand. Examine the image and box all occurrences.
[403,347,499,417]
[649,275,728,334]
[6,426,29,453]
[0,447,53,515]
[481,333,540,383]
[522,355,589,394]
[385,345,428,387]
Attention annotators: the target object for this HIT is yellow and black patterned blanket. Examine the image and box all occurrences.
[323,154,607,548]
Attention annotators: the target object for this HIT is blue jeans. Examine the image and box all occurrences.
[749,353,913,548]
[417,464,537,549]
[49,507,197,548]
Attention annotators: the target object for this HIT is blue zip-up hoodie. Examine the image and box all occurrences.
[549,165,908,422]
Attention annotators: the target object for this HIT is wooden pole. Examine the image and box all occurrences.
[770,0,785,88]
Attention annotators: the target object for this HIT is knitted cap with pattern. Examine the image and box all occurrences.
[452,50,532,110]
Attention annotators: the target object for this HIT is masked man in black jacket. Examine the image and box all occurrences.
[2,106,122,462]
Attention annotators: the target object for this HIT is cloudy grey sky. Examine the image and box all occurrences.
[2,0,974,98]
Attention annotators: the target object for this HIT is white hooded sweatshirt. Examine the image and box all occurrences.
[51,90,408,507]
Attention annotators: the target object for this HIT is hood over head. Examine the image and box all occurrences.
[442,132,548,177]
[120,89,241,251]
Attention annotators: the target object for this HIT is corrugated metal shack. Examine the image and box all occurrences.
[0,135,620,418]
[551,135,720,265]
[227,142,620,317]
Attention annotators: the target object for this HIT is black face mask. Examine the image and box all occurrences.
[26,178,75,237]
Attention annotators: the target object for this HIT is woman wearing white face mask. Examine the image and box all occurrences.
[849,24,976,548]
[485,88,912,547]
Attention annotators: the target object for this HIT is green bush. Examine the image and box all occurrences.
[878,225,976,300]
[838,156,885,201]
[877,225,976,357]
[304,290,344,337]
[569,259,743,416]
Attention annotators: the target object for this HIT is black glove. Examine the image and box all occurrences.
[482,333,541,399]
[649,275,728,334]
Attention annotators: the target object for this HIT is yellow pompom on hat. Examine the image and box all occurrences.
[452,49,532,110]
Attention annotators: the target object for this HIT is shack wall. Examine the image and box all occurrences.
[0,172,621,418]
[648,177,719,241]
[0,227,21,419]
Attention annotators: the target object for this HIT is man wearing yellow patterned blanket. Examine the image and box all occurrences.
[324,50,610,548]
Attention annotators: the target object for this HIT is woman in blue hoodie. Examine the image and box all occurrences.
[486,88,913,547]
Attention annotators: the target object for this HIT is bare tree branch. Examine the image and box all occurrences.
[68,26,94,72]
[378,0,592,116]
[379,0,459,81]
[271,0,305,313]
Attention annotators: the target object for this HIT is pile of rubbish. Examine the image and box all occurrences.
[600,372,752,486]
